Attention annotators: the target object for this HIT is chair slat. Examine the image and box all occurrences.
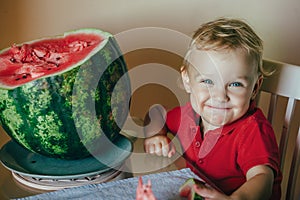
[278,98,297,170]
[267,94,277,124]
[261,59,300,200]
[286,127,300,200]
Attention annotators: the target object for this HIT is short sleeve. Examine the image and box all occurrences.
[237,119,280,176]
[166,106,182,133]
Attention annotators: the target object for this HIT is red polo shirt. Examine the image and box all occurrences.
[166,102,282,199]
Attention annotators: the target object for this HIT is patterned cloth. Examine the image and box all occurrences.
[18,168,200,200]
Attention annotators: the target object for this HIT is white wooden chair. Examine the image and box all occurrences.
[257,59,300,200]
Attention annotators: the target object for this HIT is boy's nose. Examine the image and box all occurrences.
[210,87,229,102]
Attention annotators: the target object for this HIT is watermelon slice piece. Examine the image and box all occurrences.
[179,178,205,200]
[0,29,131,160]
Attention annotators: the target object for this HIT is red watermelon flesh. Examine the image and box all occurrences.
[0,34,103,88]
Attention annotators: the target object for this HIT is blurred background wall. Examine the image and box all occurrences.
[1,0,299,119]
[1,0,300,64]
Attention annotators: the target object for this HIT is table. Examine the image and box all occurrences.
[0,127,186,199]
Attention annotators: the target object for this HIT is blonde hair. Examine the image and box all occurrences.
[183,18,271,76]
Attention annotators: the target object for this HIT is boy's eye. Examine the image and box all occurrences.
[229,82,243,87]
[201,79,213,85]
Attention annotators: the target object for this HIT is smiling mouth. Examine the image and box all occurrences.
[206,105,231,110]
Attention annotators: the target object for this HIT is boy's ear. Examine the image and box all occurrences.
[251,75,264,100]
[181,66,191,93]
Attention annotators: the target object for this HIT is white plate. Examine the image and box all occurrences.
[12,165,125,191]
[0,134,132,179]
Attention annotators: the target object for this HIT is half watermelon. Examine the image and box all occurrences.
[0,29,131,160]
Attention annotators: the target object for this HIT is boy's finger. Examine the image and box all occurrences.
[161,140,171,157]
[193,183,215,199]
[149,144,155,154]
[168,143,176,158]
[162,145,169,157]
[155,144,162,156]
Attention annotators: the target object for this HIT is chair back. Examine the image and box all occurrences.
[257,59,300,200]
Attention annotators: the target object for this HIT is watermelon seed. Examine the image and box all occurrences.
[47,62,59,67]
[10,58,16,63]
[15,73,29,80]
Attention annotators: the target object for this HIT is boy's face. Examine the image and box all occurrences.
[182,48,262,131]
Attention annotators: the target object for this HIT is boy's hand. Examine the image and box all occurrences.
[136,177,157,200]
[193,184,231,200]
[144,135,176,158]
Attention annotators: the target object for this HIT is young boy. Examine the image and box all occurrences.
[143,18,282,199]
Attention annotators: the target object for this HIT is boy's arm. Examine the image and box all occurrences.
[144,104,168,137]
[143,105,176,157]
[193,165,274,200]
[230,165,274,200]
